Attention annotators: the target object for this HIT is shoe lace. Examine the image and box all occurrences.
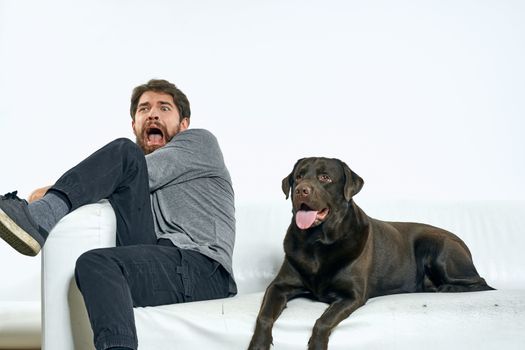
[2,191,21,200]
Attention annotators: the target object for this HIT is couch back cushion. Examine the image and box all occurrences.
[232,199,525,294]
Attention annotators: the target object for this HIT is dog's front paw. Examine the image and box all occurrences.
[247,335,273,350]
[307,336,328,350]
[247,345,271,350]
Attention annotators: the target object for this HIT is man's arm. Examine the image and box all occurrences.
[146,129,227,191]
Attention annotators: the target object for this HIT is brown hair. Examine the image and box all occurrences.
[130,79,191,121]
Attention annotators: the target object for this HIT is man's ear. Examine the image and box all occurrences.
[180,117,190,131]
[282,158,305,200]
[131,120,137,136]
[341,161,364,201]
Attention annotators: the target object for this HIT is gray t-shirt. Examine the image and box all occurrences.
[146,128,237,295]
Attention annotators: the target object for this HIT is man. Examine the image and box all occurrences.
[0,79,236,350]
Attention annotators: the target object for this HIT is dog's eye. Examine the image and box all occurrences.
[319,174,332,183]
[295,174,303,181]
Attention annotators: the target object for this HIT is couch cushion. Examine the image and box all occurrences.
[0,301,40,349]
[232,199,525,293]
[0,207,41,348]
[132,289,525,349]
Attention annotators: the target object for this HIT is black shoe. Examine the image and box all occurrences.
[0,191,48,256]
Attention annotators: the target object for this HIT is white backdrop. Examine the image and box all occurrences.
[1,0,524,204]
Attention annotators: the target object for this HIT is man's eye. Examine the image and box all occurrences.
[161,106,171,112]
[138,107,149,113]
[319,174,332,183]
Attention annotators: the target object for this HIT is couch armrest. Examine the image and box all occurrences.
[42,200,116,350]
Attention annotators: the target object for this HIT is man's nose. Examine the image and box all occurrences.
[147,108,160,120]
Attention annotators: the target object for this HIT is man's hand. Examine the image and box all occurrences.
[28,186,52,203]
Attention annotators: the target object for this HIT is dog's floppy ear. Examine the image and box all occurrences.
[282,158,305,199]
[341,161,364,201]
[282,173,293,199]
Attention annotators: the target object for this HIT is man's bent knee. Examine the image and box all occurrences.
[110,138,143,157]
[75,249,116,290]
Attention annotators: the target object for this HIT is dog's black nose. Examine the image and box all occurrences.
[295,184,311,197]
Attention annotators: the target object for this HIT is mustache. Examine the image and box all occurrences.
[143,121,167,135]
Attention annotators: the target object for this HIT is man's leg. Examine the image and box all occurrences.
[0,138,156,255]
[75,243,230,350]
[51,137,156,245]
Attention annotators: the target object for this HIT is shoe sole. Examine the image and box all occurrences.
[0,208,41,256]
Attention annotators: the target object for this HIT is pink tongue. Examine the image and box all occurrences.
[148,134,163,143]
[296,210,318,230]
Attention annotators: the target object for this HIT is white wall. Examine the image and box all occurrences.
[1,0,524,205]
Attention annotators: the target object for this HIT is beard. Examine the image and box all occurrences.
[135,122,180,155]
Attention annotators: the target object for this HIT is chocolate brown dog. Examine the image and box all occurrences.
[248,157,493,350]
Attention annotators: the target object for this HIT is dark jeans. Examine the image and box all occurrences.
[50,138,231,350]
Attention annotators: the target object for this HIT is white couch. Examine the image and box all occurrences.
[7,198,525,349]
[0,231,41,349]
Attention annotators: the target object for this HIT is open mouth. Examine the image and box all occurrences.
[295,203,330,230]
[145,126,165,146]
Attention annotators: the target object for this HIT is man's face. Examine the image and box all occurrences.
[132,91,189,154]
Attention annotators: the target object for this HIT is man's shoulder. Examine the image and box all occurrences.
[175,128,217,142]
[173,129,222,151]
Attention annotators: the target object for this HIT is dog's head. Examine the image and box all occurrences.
[282,157,364,230]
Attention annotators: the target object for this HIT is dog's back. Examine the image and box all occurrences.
[367,215,493,296]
